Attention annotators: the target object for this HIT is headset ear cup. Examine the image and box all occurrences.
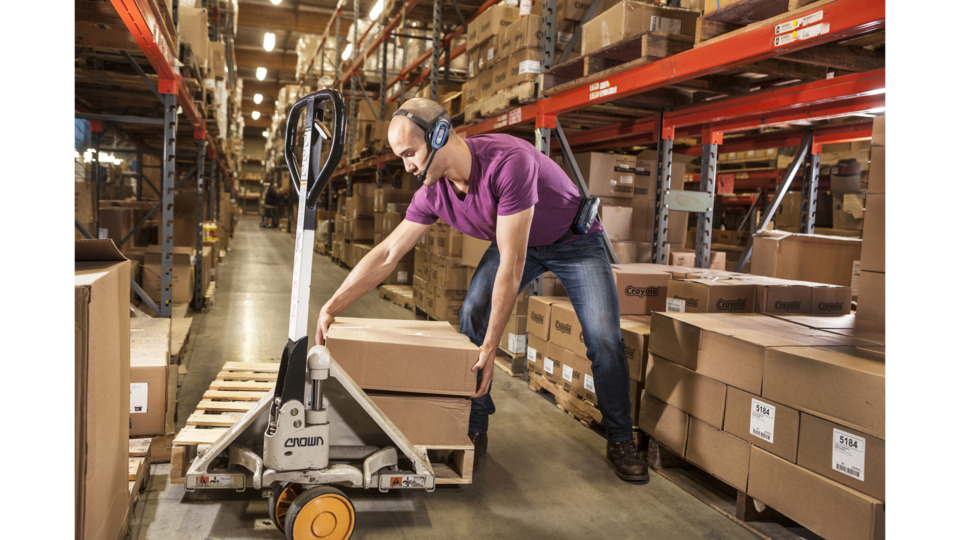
[431,116,452,150]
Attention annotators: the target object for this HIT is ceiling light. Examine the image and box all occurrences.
[270,0,282,5]
[251,111,261,120]
[341,43,353,61]
[256,67,267,81]
[369,0,384,19]
[263,130,270,138]
[263,32,276,52]
[253,93,263,105]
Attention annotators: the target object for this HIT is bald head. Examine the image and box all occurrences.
[388,98,458,186]
[396,98,447,126]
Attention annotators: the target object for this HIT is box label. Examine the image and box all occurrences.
[833,428,866,481]
[562,364,574,382]
[527,346,537,363]
[584,374,595,394]
[544,357,555,375]
[666,298,686,312]
[651,15,682,34]
[749,398,776,444]
[507,333,528,354]
[519,0,533,15]
[130,382,149,414]
[518,60,540,74]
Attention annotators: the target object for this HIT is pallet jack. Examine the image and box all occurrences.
[183,89,436,539]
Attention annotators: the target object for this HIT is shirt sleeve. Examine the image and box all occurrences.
[494,148,539,216]
[404,187,438,225]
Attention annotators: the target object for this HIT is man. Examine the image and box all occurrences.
[315,98,647,483]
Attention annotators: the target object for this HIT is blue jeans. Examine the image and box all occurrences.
[459,232,634,443]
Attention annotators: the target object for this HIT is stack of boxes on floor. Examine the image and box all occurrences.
[639,310,884,540]
[856,116,885,323]
[325,318,480,448]
[334,184,376,268]
[413,222,468,327]
[373,186,417,285]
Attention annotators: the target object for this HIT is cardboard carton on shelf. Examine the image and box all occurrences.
[129,317,171,437]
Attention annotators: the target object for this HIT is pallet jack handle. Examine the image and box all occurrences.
[284,89,346,209]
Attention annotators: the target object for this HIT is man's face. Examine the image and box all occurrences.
[388,118,442,186]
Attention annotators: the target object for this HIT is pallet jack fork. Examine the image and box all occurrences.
[183,90,436,539]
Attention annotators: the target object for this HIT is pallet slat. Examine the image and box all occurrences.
[195,399,259,412]
[187,411,246,427]
[202,389,270,401]
[174,426,229,446]
[221,361,280,372]
[209,379,275,391]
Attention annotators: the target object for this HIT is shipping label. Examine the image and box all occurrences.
[130,382,149,414]
[650,16,683,35]
[749,398,776,444]
[833,428,866,481]
[527,346,537,363]
[584,374,595,394]
[518,60,541,75]
[508,333,528,354]
[544,357,555,375]
[666,297,686,312]
[562,364,574,383]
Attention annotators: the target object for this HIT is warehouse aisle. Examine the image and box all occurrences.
[129,215,758,540]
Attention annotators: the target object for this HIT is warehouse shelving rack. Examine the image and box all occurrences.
[270,0,884,268]
[75,0,241,316]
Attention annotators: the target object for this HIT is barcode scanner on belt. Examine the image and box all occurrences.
[393,109,451,184]
[573,196,600,235]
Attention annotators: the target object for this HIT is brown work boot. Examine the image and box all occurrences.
[468,431,487,472]
[606,439,650,483]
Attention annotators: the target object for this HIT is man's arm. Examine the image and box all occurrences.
[472,206,534,398]
[315,219,431,344]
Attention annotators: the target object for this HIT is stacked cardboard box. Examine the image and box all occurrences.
[463,4,577,112]
[641,311,885,540]
[857,117,885,325]
[351,99,399,161]
[751,230,862,287]
[370,186,417,285]
[411,221,467,326]
[325,318,478,446]
[75,240,131,540]
[581,0,699,56]
[526,295,649,409]
[129,317,174,437]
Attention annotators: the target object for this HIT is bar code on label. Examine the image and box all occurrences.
[751,428,773,443]
[836,464,861,479]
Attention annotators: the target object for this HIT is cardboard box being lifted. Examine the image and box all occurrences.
[325,318,479,397]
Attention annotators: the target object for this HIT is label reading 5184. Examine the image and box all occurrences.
[832,428,866,481]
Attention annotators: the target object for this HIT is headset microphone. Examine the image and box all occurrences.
[417,148,438,184]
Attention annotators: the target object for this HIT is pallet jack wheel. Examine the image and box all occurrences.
[268,482,303,533]
[284,486,356,540]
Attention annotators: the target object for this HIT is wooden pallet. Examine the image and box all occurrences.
[494,349,526,377]
[170,361,473,486]
[478,80,537,119]
[646,439,816,540]
[378,284,415,310]
[528,370,602,429]
[695,0,817,46]
[170,361,279,483]
[543,32,695,96]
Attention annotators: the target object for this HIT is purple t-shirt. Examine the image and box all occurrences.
[405,134,602,246]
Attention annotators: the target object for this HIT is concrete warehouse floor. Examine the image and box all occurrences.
[128,215,760,540]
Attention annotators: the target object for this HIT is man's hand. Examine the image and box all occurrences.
[315,306,335,345]
[471,345,496,399]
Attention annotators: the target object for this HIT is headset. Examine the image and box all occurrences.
[392,108,452,183]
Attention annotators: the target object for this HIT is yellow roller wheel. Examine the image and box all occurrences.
[268,482,303,533]
[284,486,355,540]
